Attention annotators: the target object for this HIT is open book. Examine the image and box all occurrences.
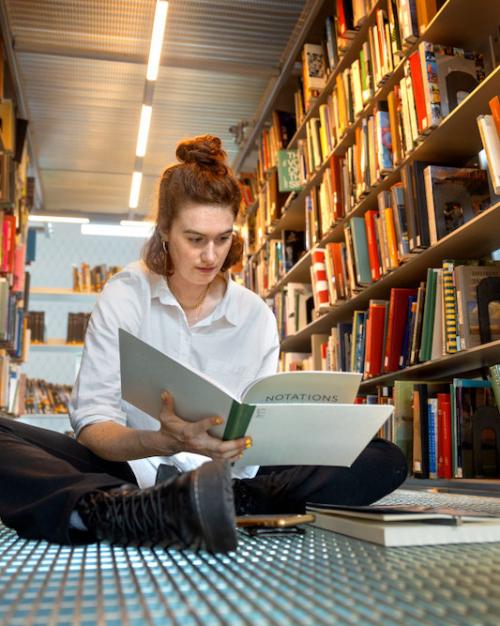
[119,329,394,467]
[307,502,500,546]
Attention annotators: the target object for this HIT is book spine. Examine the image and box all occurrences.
[490,365,500,410]
[442,260,459,354]
[437,393,452,479]
[427,396,438,479]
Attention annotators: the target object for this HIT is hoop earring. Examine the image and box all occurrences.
[162,240,169,275]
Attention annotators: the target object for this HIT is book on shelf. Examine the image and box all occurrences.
[455,264,500,350]
[277,150,302,192]
[301,43,327,112]
[119,329,394,468]
[477,114,500,195]
[424,165,491,245]
[306,502,500,547]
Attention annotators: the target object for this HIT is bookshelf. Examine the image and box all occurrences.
[259,65,500,299]
[281,201,500,351]
[236,0,500,485]
[30,287,99,302]
[287,0,500,151]
[30,339,84,353]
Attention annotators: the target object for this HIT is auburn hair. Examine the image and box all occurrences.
[142,135,243,276]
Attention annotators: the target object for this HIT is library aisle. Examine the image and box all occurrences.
[1,0,500,624]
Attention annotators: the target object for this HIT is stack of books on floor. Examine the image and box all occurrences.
[307,498,500,546]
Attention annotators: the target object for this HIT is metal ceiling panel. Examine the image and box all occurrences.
[4,0,307,216]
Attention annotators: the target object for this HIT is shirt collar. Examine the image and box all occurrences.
[149,270,239,326]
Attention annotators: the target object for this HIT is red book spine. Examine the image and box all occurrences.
[383,288,417,372]
[364,302,387,378]
[1,215,16,274]
[336,0,347,37]
[489,95,500,137]
[331,242,345,299]
[408,51,428,133]
[364,209,382,282]
[330,156,343,220]
[437,393,452,479]
[311,249,329,307]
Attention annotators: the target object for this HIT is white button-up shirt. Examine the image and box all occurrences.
[70,260,280,487]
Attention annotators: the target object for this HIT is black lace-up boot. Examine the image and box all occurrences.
[76,460,237,553]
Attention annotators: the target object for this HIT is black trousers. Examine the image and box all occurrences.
[0,416,407,545]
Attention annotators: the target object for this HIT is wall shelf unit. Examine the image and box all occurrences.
[30,339,84,353]
[280,201,500,351]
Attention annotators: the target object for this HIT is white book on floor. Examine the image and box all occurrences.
[119,329,393,468]
[306,503,500,546]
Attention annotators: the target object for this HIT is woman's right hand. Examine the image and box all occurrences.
[155,390,251,462]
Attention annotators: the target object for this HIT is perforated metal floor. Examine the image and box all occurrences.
[2,490,500,626]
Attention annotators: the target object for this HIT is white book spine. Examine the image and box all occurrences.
[477,114,500,194]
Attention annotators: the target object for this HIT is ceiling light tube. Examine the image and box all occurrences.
[129,171,143,209]
[146,1,169,80]
[28,215,90,224]
[120,219,154,228]
[81,224,152,238]
[135,105,153,157]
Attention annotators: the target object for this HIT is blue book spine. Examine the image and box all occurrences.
[354,312,367,373]
[428,397,438,478]
[349,217,372,285]
[376,109,393,172]
[338,322,353,372]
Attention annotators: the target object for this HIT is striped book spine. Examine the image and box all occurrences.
[310,248,330,309]
[442,260,459,354]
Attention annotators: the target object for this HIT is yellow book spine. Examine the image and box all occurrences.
[384,207,399,268]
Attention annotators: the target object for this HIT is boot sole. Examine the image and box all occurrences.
[191,461,238,553]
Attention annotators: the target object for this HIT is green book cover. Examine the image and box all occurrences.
[277,149,303,192]
[419,268,437,362]
[489,365,500,410]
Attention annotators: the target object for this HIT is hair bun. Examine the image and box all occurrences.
[176,135,227,171]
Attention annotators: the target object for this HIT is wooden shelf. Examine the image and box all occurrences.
[31,339,84,352]
[358,339,500,389]
[280,201,500,351]
[30,287,99,301]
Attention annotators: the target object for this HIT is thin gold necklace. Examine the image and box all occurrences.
[169,281,211,321]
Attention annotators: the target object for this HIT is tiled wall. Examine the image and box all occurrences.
[23,222,147,385]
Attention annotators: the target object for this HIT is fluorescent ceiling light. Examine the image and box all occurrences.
[147,1,169,80]
[28,215,90,224]
[136,105,153,157]
[129,171,143,209]
[120,219,155,228]
[81,224,153,238]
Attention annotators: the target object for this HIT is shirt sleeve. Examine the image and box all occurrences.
[70,270,146,437]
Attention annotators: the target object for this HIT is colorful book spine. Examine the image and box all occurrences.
[437,392,452,479]
[310,249,330,309]
[419,41,442,128]
[442,259,459,353]
[427,396,438,479]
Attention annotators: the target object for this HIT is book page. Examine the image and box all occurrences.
[241,371,362,404]
[119,329,238,438]
[233,403,392,467]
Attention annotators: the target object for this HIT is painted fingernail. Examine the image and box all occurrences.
[245,437,252,449]
[214,417,224,425]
